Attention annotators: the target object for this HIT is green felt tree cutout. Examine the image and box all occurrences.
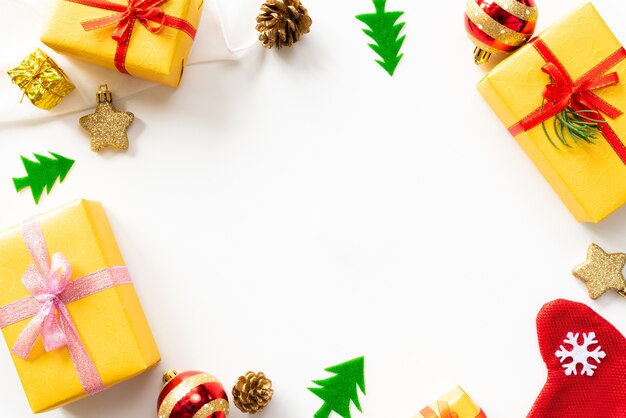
[13,152,74,204]
[356,0,406,76]
[309,356,366,418]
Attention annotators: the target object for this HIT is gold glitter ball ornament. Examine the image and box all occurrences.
[232,371,273,414]
[7,49,75,110]
[256,0,312,49]
[79,85,134,152]
[572,243,626,300]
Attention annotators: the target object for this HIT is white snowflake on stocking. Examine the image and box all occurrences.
[555,332,606,376]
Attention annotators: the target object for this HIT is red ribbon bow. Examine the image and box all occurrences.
[66,0,196,74]
[81,0,168,43]
[509,38,626,165]
[541,62,621,118]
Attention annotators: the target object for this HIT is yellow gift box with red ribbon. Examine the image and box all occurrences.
[414,387,486,418]
[41,0,203,87]
[0,200,160,413]
[477,2,626,223]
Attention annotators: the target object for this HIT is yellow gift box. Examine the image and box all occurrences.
[0,200,160,413]
[41,0,203,87]
[414,387,486,418]
[477,3,626,223]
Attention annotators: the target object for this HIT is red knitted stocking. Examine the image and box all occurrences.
[527,299,626,417]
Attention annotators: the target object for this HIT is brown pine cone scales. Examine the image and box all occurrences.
[232,371,274,413]
[256,0,312,49]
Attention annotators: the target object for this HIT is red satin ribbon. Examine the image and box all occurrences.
[65,0,197,74]
[508,38,626,165]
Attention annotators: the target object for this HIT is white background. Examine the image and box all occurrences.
[1,0,626,417]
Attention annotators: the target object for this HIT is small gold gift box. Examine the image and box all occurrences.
[7,49,75,110]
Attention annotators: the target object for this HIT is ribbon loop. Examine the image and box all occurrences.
[83,0,168,43]
[40,299,68,352]
[508,39,626,166]
[68,0,196,74]
[0,218,128,395]
[136,6,166,33]
[12,240,73,358]
[539,59,621,118]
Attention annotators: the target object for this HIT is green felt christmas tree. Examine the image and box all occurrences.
[356,0,406,76]
[309,356,366,418]
[13,152,74,204]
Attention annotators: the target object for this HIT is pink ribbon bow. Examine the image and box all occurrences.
[0,218,134,395]
[12,252,75,357]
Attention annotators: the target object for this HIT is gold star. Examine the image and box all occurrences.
[80,102,134,152]
[572,243,626,300]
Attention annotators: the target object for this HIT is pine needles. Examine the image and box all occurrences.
[542,106,606,149]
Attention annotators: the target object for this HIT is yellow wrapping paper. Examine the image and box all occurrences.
[7,49,75,110]
[41,0,203,87]
[0,200,160,413]
[477,2,626,223]
[413,387,486,418]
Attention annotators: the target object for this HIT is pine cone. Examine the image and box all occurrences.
[232,371,274,414]
[256,0,312,49]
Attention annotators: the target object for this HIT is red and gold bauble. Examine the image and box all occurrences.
[157,370,230,418]
[465,0,538,64]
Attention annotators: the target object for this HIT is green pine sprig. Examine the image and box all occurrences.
[540,75,606,149]
[541,106,605,149]
[356,0,406,76]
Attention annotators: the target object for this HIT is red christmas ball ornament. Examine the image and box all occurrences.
[157,370,230,418]
[465,0,538,64]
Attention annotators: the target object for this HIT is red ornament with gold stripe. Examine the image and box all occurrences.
[465,0,538,64]
[157,370,230,418]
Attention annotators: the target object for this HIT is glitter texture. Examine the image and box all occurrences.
[79,102,134,152]
[572,243,626,300]
[494,0,538,21]
[158,373,220,418]
[192,399,229,418]
[466,0,531,47]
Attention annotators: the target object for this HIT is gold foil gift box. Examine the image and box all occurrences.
[41,0,203,87]
[0,200,160,412]
[478,3,626,223]
[7,49,75,110]
[414,387,486,418]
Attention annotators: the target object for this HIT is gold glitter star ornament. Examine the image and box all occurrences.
[572,243,626,300]
[80,85,134,152]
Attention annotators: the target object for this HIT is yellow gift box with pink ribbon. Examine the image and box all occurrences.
[41,0,203,87]
[414,387,486,418]
[0,200,160,413]
[478,3,626,223]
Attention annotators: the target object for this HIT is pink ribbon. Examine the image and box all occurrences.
[0,218,134,395]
